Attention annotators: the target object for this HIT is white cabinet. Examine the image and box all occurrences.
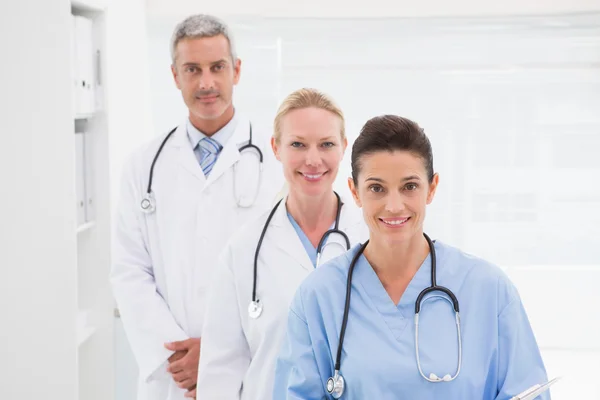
[74,127,96,228]
[72,15,96,116]
[71,1,114,400]
[83,130,96,222]
[75,131,86,226]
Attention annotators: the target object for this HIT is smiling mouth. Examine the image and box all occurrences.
[380,217,410,227]
[299,172,327,181]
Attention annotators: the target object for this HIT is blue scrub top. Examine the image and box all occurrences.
[287,211,336,268]
[273,241,551,399]
[287,211,318,267]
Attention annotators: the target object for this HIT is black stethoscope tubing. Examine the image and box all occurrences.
[140,122,262,213]
[249,192,350,318]
[328,232,460,397]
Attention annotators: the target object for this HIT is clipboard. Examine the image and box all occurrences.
[509,377,561,400]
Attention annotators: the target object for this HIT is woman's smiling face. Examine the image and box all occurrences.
[349,149,438,246]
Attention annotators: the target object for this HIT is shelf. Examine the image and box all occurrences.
[74,113,95,120]
[76,221,96,234]
[71,0,107,14]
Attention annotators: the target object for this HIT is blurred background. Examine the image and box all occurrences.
[1,0,600,398]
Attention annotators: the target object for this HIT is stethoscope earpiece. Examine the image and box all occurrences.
[429,373,453,382]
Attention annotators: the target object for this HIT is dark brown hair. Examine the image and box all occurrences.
[351,115,434,184]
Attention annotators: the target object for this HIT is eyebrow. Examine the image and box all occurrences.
[182,59,228,67]
[290,135,337,141]
[365,175,421,183]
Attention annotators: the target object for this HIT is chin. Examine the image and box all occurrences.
[196,111,224,120]
[303,182,331,196]
[379,231,412,246]
[194,104,228,120]
[289,181,327,198]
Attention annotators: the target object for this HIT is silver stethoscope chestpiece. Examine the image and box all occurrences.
[326,370,345,398]
[248,300,263,319]
[140,193,156,214]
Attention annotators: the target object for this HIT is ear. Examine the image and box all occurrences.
[342,136,348,153]
[233,58,242,85]
[426,173,439,205]
[347,177,362,208]
[271,137,281,161]
[171,64,182,90]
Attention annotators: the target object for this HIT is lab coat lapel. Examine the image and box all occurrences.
[152,141,206,334]
[269,197,314,272]
[168,122,206,183]
[204,118,249,187]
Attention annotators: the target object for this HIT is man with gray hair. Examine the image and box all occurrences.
[111,14,282,400]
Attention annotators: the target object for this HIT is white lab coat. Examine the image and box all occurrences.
[110,116,283,400]
[196,193,368,400]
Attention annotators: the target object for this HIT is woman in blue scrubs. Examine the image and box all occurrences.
[273,115,550,399]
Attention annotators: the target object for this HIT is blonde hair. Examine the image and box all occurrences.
[273,88,345,143]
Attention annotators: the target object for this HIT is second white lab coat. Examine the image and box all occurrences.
[110,115,283,400]
[196,193,368,400]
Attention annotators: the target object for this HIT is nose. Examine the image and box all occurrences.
[385,190,406,214]
[198,72,215,90]
[305,146,322,167]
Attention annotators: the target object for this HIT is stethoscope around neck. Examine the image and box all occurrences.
[139,122,263,214]
[326,233,462,398]
[247,191,351,319]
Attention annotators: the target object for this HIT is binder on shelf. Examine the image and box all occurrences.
[83,131,95,222]
[75,132,86,226]
[72,15,95,116]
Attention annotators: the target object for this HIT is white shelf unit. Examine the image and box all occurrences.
[71,1,114,399]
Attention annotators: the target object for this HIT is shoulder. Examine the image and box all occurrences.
[222,205,278,259]
[437,241,519,309]
[116,128,180,196]
[240,114,271,141]
[122,127,179,174]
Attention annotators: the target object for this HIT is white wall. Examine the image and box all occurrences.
[0,0,78,399]
[103,1,156,399]
[144,12,600,398]
[106,0,155,210]
[146,0,600,19]
[104,2,156,399]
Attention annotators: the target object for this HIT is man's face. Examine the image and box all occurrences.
[171,35,241,121]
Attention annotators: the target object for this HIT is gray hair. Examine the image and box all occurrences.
[170,14,237,65]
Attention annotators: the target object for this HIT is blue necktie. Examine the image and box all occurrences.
[198,137,221,177]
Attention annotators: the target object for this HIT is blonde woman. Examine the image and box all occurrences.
[196,88,368,399]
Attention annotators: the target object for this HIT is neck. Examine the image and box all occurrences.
[189,105,234,136]
[286,190,338,231]
[364,232,430,282]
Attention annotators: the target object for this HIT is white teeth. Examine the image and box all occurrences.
[303,173,323,179]
[383,218,408,225]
